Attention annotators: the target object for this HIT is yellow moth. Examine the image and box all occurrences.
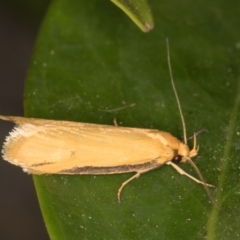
[0,40,214,202]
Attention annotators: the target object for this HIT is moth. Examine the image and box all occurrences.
[0,40,214,202]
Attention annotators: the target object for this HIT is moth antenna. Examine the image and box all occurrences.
[166,39,187,144]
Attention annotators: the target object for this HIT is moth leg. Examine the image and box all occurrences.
[113,118,118,126]
[166,161,215,187]
[117,169,150,202]
[187,128,208,141]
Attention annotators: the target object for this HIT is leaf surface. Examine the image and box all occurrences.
[24,0,240,239]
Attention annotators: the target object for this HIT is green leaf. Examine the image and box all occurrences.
[111,0,154,32]
[24,0,240,239]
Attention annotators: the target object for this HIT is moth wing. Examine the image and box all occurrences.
[1,116,175,174]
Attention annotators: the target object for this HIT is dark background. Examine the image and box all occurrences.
[0,2,49,239]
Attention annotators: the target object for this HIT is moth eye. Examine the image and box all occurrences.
[171,154,182,164]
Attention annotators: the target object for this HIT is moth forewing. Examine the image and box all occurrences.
[1,115,178,174]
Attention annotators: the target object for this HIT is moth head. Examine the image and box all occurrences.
[171,142,190,164]
[172,132,199,164]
